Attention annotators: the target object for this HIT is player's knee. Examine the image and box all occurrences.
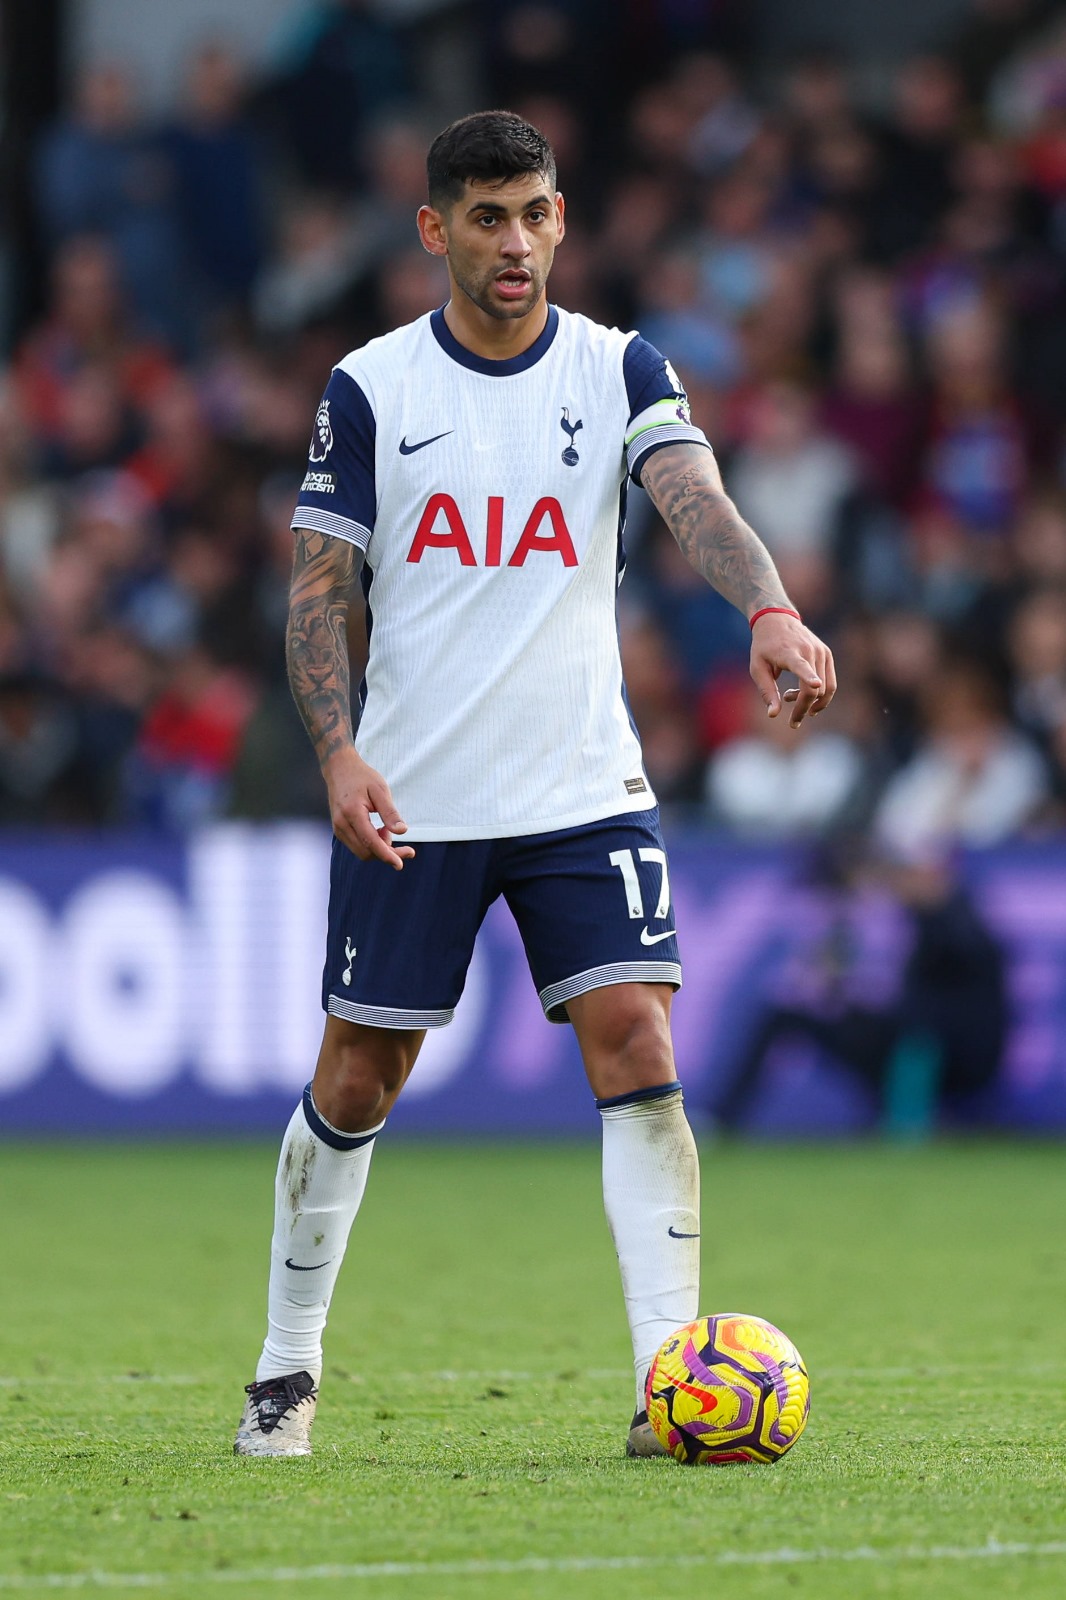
[314,1023,414,1132]
[589,993,675,1094]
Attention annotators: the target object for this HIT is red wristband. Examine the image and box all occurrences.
[749,606,802,630]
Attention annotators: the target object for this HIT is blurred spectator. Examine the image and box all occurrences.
[634,248,742,389]
[696,166,780,324]
[374,247,450,331]
[632,517,750,685]
[31,470,159,665]
[618,606,704,806]
[123,526,242,658]
[801,115,883,254]
[48,361,140,481]
[726,376,859,618]
[865,610,945,768]
[677,53,760,177]
[0,583,28,679]
[251,109,442,339]
[122,640,259,830]
[595,172,683,324]
[611,0,753,90]
[1016,82,1066,210]
[909,505,994,622]
[1006,588,1066,740]
[160,44,267,334]
[229,681,327,820]
[0,376,63,609]
[712,845,1008,1132]
[945,0,1058,107]
[703,684,870,838]
[874,658,1050,855]
[253,192,364,337]
[821,267,924,509]
[537,224,608,324]
[0,672,85,823]
[780,51,855,147]
[258,0,413,189]
[260,114,435,336]
[13,235,174,458]
[34,64,187,346]
[122,372,223,532]
[918,297,1043,540]
[734,254,819,387]
[987,11,1066,141]
[1012,491,1066,588]
[59,625,159,819]
[486,5,596,153]
[875,56,967,261]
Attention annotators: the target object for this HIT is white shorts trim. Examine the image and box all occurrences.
[327,995,454,1029]
[538,961,682,1021]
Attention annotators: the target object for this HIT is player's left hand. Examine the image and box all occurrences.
[750,613,836,729]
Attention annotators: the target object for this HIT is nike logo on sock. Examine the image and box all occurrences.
[640,927,676,945]
[285,1258,332,1271]
[667,1227,700,1239]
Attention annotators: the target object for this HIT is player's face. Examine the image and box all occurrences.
[422,174,565,322]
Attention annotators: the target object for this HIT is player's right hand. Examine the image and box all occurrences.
[749,611,836,728]
[324,747,415,869]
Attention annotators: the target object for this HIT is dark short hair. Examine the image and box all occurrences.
[427,110,556,207]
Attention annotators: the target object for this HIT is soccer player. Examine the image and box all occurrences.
[235,111,835,1457]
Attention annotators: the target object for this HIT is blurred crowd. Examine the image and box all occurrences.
[2,0,1066,854]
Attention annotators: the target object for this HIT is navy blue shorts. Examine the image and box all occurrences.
[322,808,681,1028]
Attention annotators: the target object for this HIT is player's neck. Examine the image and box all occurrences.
[442,294,550,362]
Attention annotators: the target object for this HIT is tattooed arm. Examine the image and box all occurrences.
[640,443,837,726]
[287,528,414,867]
[286,528,360,766]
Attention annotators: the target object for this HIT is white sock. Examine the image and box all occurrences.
[599,1084,701,1408]
[255,1086,383,1384]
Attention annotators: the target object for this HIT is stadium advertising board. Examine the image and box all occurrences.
[1,825,1064,1136]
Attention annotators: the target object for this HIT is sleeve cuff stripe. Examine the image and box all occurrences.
[627,428,712,471]
[291,509,372,549]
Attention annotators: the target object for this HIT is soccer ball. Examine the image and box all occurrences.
[645,1313,810,1465]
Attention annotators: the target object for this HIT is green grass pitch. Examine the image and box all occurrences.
[1,1138,1064,1599]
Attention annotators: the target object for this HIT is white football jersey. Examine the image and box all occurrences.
[292,304,711,840]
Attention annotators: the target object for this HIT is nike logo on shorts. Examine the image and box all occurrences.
[667,1227,700,1239]
[399,431,453,454]
[640,927,675,945]
[285,1258,332,1272]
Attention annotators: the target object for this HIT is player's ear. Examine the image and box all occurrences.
[418,205,448,257]
[554,191,565,243]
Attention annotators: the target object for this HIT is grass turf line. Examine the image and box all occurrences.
[1,1140,1064,1600]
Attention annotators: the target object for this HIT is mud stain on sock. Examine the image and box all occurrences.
[283,1134,317,1217]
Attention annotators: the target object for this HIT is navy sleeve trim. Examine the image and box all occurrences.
[290,509,372,550]
[292,367,377,538]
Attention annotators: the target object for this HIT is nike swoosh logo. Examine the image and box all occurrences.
[399,431,453,455]
[640,927,675,945]
[667,1227,700,1239]
[285,1258,332,1272]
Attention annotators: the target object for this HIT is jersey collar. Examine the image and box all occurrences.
[430,304,559,375]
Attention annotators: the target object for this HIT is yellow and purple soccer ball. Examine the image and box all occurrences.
[645,1313,810,1465]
